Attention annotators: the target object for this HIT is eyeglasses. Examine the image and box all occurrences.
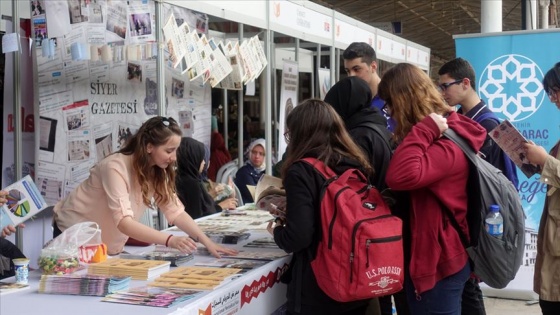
[438,79,463,91]
[283,131,290,143]
[381,102,392,116]
[548,89,560,101]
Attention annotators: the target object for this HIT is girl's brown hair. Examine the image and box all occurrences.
[281,99,373,179]
[378,63,454,143]
[119,116,182,206]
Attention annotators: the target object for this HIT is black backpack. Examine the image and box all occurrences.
[442,129,525,289]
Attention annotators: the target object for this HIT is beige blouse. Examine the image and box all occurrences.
[54,153,184,255]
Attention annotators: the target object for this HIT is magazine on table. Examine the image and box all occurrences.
[487,120,541,178]
[119,245,194,267]
[0,175,48,229]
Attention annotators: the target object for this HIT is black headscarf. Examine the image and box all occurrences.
[176,137,218,219]
[324,76,386,128]
[324,76,394,191]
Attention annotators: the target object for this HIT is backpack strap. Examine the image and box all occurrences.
[442,129,478,164]
[472,112,519,188]
[301,157,337,179]
[441,129,475,248]
[356,121,394,154]
[436,198,470,249]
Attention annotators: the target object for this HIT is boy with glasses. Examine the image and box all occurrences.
[438,58,519,315]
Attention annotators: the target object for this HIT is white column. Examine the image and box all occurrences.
[540,0,549,29]
[526,0,538,30]
[481,0,502,33]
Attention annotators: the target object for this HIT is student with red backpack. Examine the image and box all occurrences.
[267,99,391,315]
[379,63,488,315]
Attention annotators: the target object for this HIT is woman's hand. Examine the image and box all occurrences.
[428,113,448,137]
[168,235,198,254]
[522,141,549,167]
[219,197,238,210]
[1,224,21,238]
[205,242,238,258]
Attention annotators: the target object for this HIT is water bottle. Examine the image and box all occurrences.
[485,204,503,239]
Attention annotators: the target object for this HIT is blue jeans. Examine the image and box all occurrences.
[405,262,470,315]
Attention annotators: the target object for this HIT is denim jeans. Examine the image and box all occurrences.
[405,262,470,315]
[461,277,486,315]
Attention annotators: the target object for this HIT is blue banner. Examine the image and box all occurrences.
[456,29,560,298]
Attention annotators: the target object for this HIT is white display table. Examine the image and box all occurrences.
[0,221,290,315]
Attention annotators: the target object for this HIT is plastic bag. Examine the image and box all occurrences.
[39,221,102,274]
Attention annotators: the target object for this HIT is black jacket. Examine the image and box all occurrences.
[273,157,369,314]
[324,76,394,190]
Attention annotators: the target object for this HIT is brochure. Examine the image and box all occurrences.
[488,120,541,178]
[252,174,286,217]
[103,286,202,308]
[0,175,48,229]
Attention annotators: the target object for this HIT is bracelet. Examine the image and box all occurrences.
[165,235,173,247]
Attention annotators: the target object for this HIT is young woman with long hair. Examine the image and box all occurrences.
[53,116,237,258]
[379,63,487,315]
[268,99,373,315]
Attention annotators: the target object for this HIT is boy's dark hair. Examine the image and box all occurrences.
[438,57,477,90]
[342,42,377,65]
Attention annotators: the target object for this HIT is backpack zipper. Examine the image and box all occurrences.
[350,214,393,283]
[328,186,350,249]
[365,235,402,268]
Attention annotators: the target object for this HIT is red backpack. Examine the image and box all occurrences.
[302,158,404,302]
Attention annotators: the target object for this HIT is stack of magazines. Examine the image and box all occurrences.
[88,259,171,280]
[103,286,202,308]
[38,274,131,296]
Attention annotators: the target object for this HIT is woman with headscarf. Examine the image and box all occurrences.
[176,137,237,219]
[235,138,266,204]
[208,116,232,182]
[324,76,393,190]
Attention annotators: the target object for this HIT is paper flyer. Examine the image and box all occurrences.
[488,119,541,178]
[0,175,48,229]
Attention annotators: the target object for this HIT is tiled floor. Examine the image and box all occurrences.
[485,297,541,315]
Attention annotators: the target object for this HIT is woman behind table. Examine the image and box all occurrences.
[53,116,237,258]
[267,99,373,315]
[234,138,266,204]
[379,63,487,315]
[0,190,26,280]
[524,62,560,315]
[176,137,237,219]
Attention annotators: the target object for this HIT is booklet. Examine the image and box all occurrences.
[488,120,541,178]
[0,175,48,229]
[252,175,286,217]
